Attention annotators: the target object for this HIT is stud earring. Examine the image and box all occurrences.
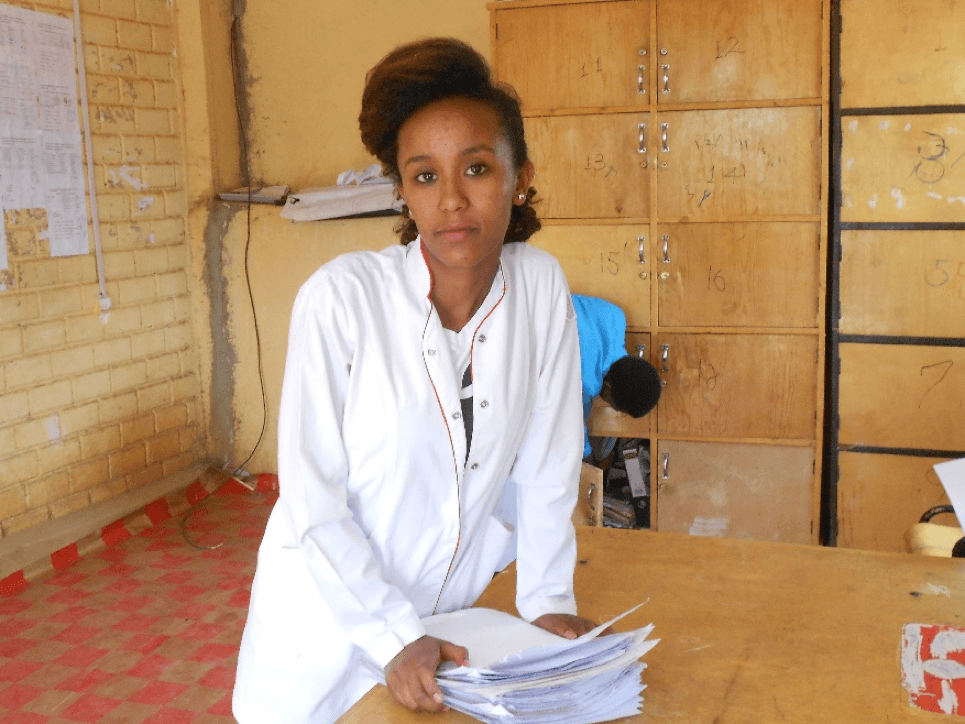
[517,193,525,201]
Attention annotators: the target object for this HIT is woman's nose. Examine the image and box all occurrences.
[439,177,468,210]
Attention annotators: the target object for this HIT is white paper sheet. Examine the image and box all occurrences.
[0,5,88,267]
[0,133,42,208]
[933,457,965,531]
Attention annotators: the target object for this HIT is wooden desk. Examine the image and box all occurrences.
[339,528,965,723]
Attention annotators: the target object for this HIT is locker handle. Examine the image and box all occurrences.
[661,343,669,373]
[660,122,669,153]
[661,63,670,94]
[636,344,646,358]
[637,123,647,154]
[637,235,646,263]
[661,234,670,263]
[637,65,646,95]
[661,451,669,480]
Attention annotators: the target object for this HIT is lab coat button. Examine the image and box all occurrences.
[452,411,462,420]
[470,462,479,470]
[480,400,489,408]
[478,334,487,343]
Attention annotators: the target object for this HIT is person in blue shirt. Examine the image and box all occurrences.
[493,293,662,569]
[571,294,662,458]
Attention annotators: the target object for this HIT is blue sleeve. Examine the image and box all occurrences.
[572,294,629,458]
[572,294,629,403]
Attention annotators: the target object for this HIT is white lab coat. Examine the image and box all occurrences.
[232,238,584,724]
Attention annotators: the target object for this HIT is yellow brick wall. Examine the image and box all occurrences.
[0,0,205,537]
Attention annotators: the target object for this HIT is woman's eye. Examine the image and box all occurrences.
[466,163,488,176]
[415,171,436,183]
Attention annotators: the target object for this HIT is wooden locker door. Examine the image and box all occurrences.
[840,114,965,223]
[838,343,965,451]
[655,0,823,104]
[656,222,821,328]
[586,332,653,439]
[656,333,817,439]
[493,0,649,112]
[836,451,954,553]
[655,108,822,219]
[528,224,650,328]
[526,113,651,219]
[840,0,965,108]
[839,230,965,337]
[654,439,814,542]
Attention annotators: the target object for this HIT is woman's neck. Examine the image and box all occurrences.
[431,262,499,332]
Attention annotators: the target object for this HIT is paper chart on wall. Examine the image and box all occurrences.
[0,5,88,269]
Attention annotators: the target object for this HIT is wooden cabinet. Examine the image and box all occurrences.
[836,451,953,553]
[491,0,828,543]
[526,113,651,219]
[831,0,965,552]
[657,333,817,440]
[838,344,965,452]
[493,0,650,112]
[839,230,965,337]
[654,0,823,104]
[656,222,820,328]
[655,107,822,218]
[840,114,965,223]
[529,224,651,327]
[655,440,814,542]
[838,0,965,109]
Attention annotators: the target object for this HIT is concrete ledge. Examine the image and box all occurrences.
[0,461,215,581]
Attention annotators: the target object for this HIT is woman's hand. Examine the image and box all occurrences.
[384,635,469,713]
[532,613,613,639]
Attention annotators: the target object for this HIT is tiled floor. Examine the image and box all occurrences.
[0,477,277,723]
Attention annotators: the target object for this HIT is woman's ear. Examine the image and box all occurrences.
[514,160,536,204]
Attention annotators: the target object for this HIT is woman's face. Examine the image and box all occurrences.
[395,96,533,277]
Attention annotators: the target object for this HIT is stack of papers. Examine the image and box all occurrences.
[419,604,658,723]
[280,163,403,221]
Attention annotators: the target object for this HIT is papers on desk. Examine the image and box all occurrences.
[420,604,658,724]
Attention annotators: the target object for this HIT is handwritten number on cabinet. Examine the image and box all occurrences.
[919,360,953,408]
[709,266,726,292]
[600,251,620,276]
[715,37,743,60]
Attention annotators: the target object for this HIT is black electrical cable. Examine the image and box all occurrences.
[180,13,268,550]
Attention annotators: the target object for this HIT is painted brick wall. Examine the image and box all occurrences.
[0,0,205,537]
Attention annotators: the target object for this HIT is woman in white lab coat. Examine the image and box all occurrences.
[233,37,596,723]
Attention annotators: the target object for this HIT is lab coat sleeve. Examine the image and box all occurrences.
[510,266,584,622]
[275,272,425,670]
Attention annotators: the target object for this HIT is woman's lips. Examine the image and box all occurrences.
[437,226,475,242]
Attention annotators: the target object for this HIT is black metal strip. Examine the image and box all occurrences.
[839,445,965,459]
[841,105,965,116]
[837,335,965,347]
[841,222,965,231]
[823,0,843,547]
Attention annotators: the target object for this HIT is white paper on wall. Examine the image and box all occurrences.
[0,5,88,270]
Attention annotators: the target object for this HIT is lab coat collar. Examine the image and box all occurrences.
[405,236,433,302]
[406,236,508,325]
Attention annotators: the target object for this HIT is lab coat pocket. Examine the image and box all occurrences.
[437,516,513,613]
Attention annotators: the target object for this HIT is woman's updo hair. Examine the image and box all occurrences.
[359,37,541,245]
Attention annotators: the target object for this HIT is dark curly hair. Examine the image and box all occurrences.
[359,37,540,245]
[603,357,663,419]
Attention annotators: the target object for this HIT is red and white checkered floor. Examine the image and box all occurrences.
[0,478,276,723]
